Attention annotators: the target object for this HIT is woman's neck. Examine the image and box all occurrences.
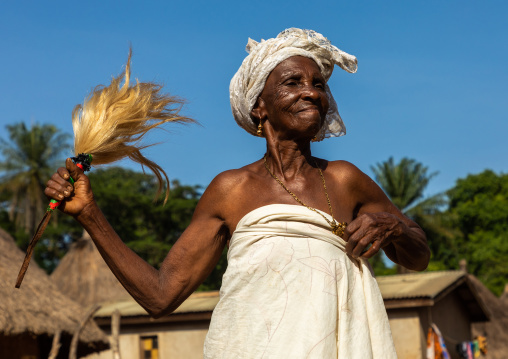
[265,137,313,180]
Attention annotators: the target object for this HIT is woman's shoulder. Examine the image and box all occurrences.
[322,159,365,178]
[199,163,266,229]
[323,159,377,190]
[206,162,263,196]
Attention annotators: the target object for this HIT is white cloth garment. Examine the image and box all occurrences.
[230,28,358,142]
[204,204,397,359]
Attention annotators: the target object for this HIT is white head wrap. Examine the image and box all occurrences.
[230,28,358,141]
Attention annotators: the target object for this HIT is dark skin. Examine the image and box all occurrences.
[45,56,430,319]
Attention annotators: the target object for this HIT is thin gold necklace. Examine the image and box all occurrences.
[263,155,347,237]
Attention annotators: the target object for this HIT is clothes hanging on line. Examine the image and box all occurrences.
[426,323,450,359]
[456,336,487,359]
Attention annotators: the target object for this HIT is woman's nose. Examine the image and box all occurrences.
[301,84,320,100]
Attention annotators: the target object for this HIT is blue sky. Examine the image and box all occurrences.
[1,1,506,197]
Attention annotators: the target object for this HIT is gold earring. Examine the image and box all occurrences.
[311,136,318,142]
[257,122,263,137]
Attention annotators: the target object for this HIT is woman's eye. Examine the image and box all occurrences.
[315,82,325,89]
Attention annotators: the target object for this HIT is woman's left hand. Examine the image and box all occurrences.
[342,212,407,259]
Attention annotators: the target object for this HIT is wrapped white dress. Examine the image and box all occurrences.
[204,204,396,359]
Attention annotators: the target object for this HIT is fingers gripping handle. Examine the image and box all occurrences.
[47,153,92,211]
[47,176,75,211]
[15,154,92,289]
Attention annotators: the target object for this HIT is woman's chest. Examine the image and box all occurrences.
[224,175,358,237]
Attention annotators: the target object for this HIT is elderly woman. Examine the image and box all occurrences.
[45,29,429,358]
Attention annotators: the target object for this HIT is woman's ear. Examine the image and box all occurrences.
[250,97,267,124]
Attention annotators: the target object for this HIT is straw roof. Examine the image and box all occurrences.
[468,274,508,359]
[95,290,220,318]
[377,270,465,299]
[500,284,508,305]
[0,227,108,354]
[377,270,489,321]
[50,231,130,307]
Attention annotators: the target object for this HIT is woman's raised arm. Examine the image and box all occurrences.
[45,158,228,318]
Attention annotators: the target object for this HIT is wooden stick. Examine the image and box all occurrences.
[111,309,121,359]
[15,211,52,288]
[69,304,101,359]
[48,330,62,359]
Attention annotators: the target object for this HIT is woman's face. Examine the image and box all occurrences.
[255,56,329,140]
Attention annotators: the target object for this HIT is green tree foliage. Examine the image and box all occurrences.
[412,210,461,271]
[371,157,442,213]
[370,157,446,274]
[368,252,397,276]
[370,158,508,295]
[0,123,71,235]
[447,170,508,295]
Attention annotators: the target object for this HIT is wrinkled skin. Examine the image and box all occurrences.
[45,56,430,318]
[253,56,329,141]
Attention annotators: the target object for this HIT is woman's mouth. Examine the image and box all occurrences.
[298,106,319,113]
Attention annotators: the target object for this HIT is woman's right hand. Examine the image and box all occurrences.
[44,158,96,218]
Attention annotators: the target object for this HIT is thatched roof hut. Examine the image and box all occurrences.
[0,227,109,358]
[50,231,130,307]
[500,284,508,305]
[469,274,508,359]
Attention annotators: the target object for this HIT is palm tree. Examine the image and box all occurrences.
[370,157,446,273]
[370,157,444,215]
[0,123,71,235]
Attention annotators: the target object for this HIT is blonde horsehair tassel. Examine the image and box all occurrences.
[15,49,194,288]
[73,49,194,203]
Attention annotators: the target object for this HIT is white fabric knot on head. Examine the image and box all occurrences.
[230,28,358,141]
